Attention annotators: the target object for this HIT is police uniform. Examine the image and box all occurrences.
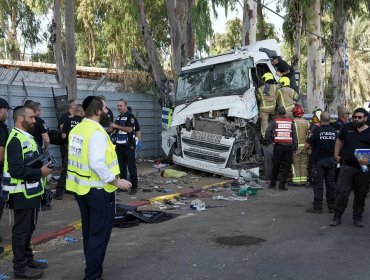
[112,111,138,193]
[306,124,337,212]
[266,116,298,190]
[54,115,84,199]
[291,117,309,185]
[67,118,120,280]
[2,128,46,276]
[276,86,299,118]
[256,83,278,137]
[0,120,8,243]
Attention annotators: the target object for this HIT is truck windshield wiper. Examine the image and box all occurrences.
[177,95,206,113]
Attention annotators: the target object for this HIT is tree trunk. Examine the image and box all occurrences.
[292,1,302,70]
[136,0,168,105]
[52,0,65,87]
[166,0,195,75]
[65,0,77,100]
[248,0,257,44]
[327,1,347,114]
[256,0,265,40]
[242,0,250,46]
[306,0,324,112]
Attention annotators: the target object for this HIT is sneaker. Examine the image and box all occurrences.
[28,260,48,269]
[14,267,43,279]
[129,188,138,195]
[41,205,52,211]
[353,220,364,227]
[305,208,323,214]
[330,214,342,226]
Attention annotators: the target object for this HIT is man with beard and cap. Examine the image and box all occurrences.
[0,98,11,255]
[2,106,52,279]
[66,96,131,280]
[330,108,370,227]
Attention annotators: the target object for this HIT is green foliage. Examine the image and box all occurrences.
[192,0,214,54]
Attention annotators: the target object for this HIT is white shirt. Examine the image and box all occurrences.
[85,119,115,184]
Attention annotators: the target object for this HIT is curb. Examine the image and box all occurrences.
[0,179,234,258]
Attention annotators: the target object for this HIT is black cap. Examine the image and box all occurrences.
[82,96,97,111]
[0,98,11,110]
[270,55,279,60]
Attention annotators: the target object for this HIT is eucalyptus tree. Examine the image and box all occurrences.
[0,0,46,60]
[326,0,370,113]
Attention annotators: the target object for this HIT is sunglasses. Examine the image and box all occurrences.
[352,115,364,120]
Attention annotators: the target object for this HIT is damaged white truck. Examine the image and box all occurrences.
[162,39,283,180]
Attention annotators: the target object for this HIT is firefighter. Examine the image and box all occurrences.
[291,104,310,186]
[256,72,278,138]
[277,77,299,118]
[266,106,298,191]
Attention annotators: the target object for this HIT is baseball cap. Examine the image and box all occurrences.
[270,55,279,60]
[0,98,11,110]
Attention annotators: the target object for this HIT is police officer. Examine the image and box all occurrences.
[66,96,131,280]
[266,106,298,191]
[2,106,52,279]
[291,104,309,186]
[256,72,278,138]
[307,108,322,186]
[332,105,350,133]
[305,111,337,214]
[54,104,85,200]
[110,99,138,195]
[276,77,299,118]
[0,98,11,255]
[331,108,370,227]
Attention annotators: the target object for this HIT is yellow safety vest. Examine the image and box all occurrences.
[2,128,44,199]
[256,84,278,110]
[277,87,299,111]
[66,119,120,195]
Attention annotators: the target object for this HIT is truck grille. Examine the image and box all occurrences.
[182,137,230,152]
[183,151,226,163]
[180,129,234,167]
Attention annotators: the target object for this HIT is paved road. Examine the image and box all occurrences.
[2,184,370,280]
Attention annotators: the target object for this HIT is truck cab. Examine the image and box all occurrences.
[162,39,282,180]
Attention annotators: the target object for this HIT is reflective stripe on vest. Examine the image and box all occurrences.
[66,119,120,195]
[2,129,44,199]
[274,118,293,144]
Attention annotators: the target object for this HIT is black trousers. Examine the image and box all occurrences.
[312,158,336,209]
[75,189,115,280]
[288,74,299,94]
[334,164,370,220]
[270,144,293,189]
[56,143,68,195]
[12,208,38,272]
[116,145,138,189]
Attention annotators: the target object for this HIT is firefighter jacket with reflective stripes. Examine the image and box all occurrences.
[277,86,299,112]
[2,129,44,199]
[274,117,294,144]
[256,84,278,111]
[66,119,120,195]
[294,117,310,147]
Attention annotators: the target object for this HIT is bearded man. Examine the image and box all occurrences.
[330,108,370,227]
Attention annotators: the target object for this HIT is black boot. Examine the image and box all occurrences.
[14,267,43,279]
[330,212,342,226]
[353,219,364,227]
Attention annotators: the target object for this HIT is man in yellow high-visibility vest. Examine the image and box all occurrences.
[66,96,131,280]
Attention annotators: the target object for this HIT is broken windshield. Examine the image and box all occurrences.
[176,58,253,103]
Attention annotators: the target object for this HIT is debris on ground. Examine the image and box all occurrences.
[64,237,77,243]
[161,169,187,178]
[212,195,248,201]
[190,199,206,211]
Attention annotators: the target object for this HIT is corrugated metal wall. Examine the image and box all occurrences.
[0,85,162,167]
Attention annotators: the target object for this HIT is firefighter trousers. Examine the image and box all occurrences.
[291,147,308,184]
[260,107,275,138]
